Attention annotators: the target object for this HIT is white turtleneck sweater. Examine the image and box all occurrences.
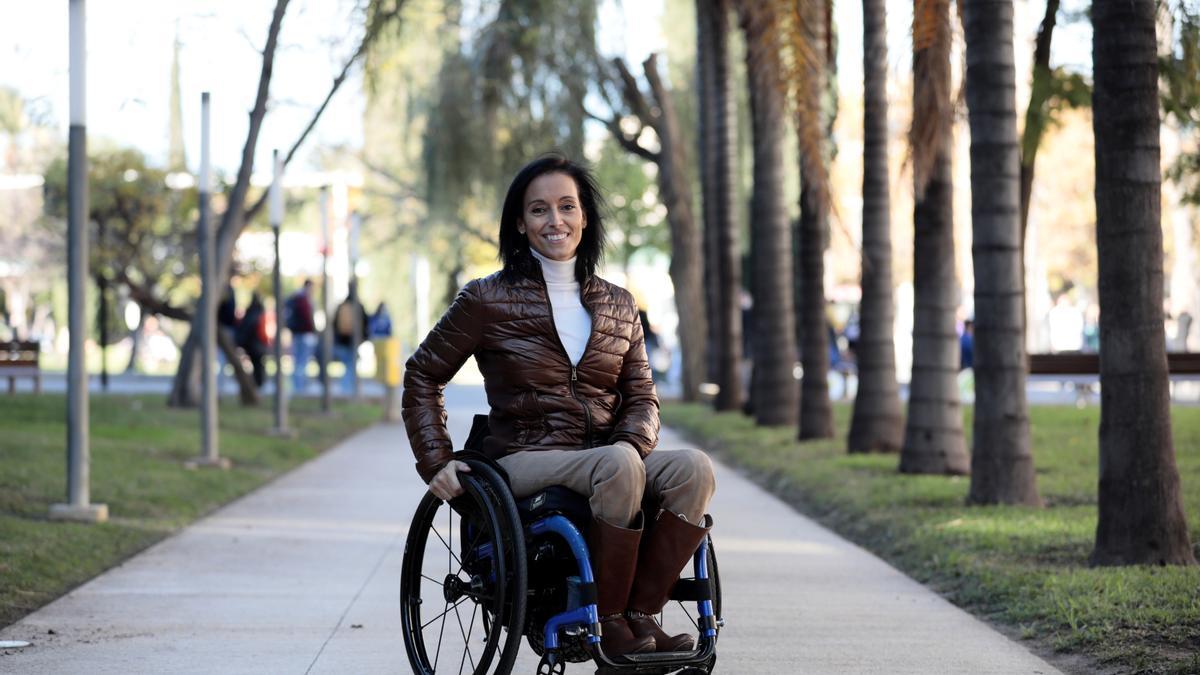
[530,248,592,365]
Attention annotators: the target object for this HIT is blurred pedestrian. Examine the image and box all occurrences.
[236,293,270,388]
[332,293,368,394]
[369,301,393,338]
[959,319,974,371]
[217,284,239,387]
[285,279,318,392]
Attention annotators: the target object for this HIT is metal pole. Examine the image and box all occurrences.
[271,150,288,433]
[193,91,225,469]
[98,222,108,391]
[349,211,362,402]
[52,0,106,522]
[319,186,332,413]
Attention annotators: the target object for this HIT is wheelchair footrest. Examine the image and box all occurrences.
[536,653,565,675]
[618,651,703,664]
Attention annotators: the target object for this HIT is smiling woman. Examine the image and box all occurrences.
[518,172,587,262]
[401,153,719,657]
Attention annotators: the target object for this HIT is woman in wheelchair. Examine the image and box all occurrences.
[401,154,717,665]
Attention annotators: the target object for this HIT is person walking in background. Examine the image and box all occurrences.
[285,279,318,393]
[332,292,369,394]
[368,301,393,339]
[236,293,270,388]
[216,284,239,389]
[959,319,974,371]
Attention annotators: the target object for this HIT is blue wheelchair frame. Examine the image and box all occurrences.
[471,502,719,673]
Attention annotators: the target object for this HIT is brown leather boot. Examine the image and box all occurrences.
[588,515,655,658]
[626,511,712,652]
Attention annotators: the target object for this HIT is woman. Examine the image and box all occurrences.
[402,155,716,658]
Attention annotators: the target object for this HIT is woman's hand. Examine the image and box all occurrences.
[429,460,471,501]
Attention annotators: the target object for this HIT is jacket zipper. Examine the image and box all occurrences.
[536,260,595,447]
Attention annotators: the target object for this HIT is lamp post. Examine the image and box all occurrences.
[320,186,333,413]
[186,91,228,470]
[349,211,362,402]
[270,150,289,434]
[51,0,107,522]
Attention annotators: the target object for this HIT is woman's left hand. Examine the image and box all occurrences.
[429,460,472,501]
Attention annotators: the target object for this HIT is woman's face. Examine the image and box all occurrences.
[519,172,586,262]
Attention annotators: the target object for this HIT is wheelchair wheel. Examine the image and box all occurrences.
[400,465,527,674]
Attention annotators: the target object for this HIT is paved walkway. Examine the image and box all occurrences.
[0,385,1060,674]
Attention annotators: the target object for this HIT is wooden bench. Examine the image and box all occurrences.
[0,340,41,394]
[1028,352,1200,376]
[1027,352,1200,404]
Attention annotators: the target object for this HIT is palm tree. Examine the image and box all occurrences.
[737,0,799,426]
[899,0,969,475]
[796,0,834,440]
[1090,0,1196,565]
[962,0,1041,504]
[847,0,903,453]
[698,0,744,412]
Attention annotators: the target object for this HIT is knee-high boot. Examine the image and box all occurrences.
[588,515,655,657]
[625,511,712,652]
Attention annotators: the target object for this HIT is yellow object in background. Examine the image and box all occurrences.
[375,337,402,387]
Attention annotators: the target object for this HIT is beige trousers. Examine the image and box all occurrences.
[495,444,716,527]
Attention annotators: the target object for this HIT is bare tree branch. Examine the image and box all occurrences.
[243,2,406,223]
[611,58,657,128]
[584,107,658,161]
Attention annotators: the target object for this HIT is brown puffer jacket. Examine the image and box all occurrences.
[402,258,660,484]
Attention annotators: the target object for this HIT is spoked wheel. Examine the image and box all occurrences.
[400,468,527,674]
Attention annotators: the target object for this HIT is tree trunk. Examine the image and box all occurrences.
[1018,0,1058,242]
[963,0,1041,505]
[900,0,968,474]
[697,0,722,387]
[1090,0,1196,566]
[797,0,834,440]
[709,0,744,412]
[798,181,833,438]
[848,0,903,453]
[644,56,707,403]
[739,1,798,427]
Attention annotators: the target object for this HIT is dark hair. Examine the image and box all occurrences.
[498,153,606,281]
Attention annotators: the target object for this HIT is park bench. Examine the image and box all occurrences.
[0,340,41,394]
[1027,352,1200,403]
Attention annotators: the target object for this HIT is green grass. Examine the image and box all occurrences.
[663,402,1200,675]
[0,393,381,628]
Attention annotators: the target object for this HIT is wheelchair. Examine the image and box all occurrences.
[399,424,723,675]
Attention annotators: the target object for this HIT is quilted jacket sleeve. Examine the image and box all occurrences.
[609,310,660,457]
[402,280,484,483]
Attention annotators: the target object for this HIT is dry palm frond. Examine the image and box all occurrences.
[757,0,831,209]
[910,0,953,198]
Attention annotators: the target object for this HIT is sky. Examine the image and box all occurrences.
[0,0,1093,177]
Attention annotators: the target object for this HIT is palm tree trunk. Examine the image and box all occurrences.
[739,1,798,426]
[707,0,745,412]
[796,0,834,440]
[798,180,834,437]
[963,0,1041,505]
[900,0,968,474]
[698,0,719,385]
[1090,0,1196,566]
[848,0,903,453]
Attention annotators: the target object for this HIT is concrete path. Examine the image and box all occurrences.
[0,384,1060,674]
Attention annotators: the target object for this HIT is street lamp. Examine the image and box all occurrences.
[51,0,107,523]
